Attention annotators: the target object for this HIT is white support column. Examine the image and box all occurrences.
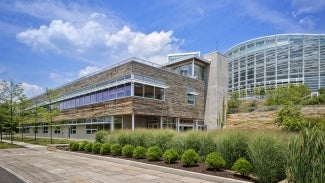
[195,119,198,131]
[131,81,134,96]
[132,113,135,131]
[111,116,114,132]
[160,117,163,130]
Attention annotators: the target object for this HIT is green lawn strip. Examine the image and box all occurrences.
[3,136,76,146]
[0,142,23,149]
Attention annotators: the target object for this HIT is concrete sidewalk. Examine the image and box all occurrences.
[0,140,250,183]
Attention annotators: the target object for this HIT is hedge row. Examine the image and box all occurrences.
[70,140,252,176]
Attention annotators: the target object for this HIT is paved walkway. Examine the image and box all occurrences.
[0,141,248,183]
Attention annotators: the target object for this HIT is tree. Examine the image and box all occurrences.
[227,91,240,114]
[39,88,60,144]
[265,84,310,106]
[16,96,31,141]
[0,80,25,144]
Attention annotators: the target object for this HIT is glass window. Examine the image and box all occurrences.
[96,91,103,102]
[125,83,131,96]
[144,85,154,98]
[86,124,97,134]
[84,95,90,105]
[54,127,60,134]
[70,126,76,134]
[134,83,143,97]
[116,84,125,98]
[43,127,48,133]
[188,94,195,105]
[109,86,116,99]
[103,89,109,101]
[155,87,164,100]
[90,93,96,104]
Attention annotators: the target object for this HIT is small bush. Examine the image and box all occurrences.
[163,149,179,164]
[122,144,135,157]
[181,149,199,167]
[232,158,253,176]
[146,146,163,161]
[205,152,226,170]
[111,143,122,156]
[85,142,93,153]
[248,135,286,183]
[92,142,102,154]
[79,140,88,151]
[100,143,111,155]
[69,142,79,151]
[95,130,109,143]
[133,146,146,159]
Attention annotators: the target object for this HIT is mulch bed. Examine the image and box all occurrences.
[67,149,258,182]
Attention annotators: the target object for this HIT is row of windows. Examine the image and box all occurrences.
[60,83,165,110]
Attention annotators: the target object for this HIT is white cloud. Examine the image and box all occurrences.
[291,0,325,15]
[299,16,315,29]
[78,66,101,78]
[21,82,43,98]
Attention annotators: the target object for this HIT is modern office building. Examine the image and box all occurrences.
[225,34,325,96]
[25,52,227,139]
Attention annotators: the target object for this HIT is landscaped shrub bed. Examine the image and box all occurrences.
[68,128,324,182]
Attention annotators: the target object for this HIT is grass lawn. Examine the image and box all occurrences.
[0,142,23,149]
[4,136,76,146]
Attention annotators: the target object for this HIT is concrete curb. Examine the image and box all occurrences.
[59,150,252,183]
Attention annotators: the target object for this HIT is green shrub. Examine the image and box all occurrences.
[205,152,226,170]
[100,143,111,155]
[232,158,253,177]
[181,149,199,167]
[133,146,146,159]
[85,142,93,153]
[122,144,135,157]
[69,142,79,151]
[163,149,179,164]
[146,146,163,161]
[92,142,102,154]
[287,128,325,182]
[95,130,109,143]
[248,135,286,183]
[79,140,88,151]
[216,131,248,169]
[275,103,307,131]
[111,143,122,156]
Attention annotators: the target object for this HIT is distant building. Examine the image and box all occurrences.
[225,34,325,97]
[25,52,227,139]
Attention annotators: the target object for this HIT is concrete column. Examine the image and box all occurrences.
[176,118,180,132]
[195,119,198,131]
[160,117,163,130]
[132,113,135,131]
[131,82,134,96]
[111,116,114,132]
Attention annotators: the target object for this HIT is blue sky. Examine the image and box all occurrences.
[1,0,325,97]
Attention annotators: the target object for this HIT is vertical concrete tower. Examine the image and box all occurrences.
[204,52,228,129]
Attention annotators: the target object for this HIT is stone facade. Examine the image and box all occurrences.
[31,60,205,125]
